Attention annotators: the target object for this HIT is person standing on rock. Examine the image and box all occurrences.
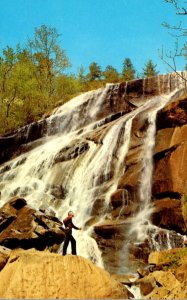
[62,211,81,255]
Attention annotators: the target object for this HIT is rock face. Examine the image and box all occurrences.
[0,249,131,299]
[0,197,65,250]
[151,198,186,234]
[0,72,187,274]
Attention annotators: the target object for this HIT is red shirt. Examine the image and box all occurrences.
[63,216,79,230]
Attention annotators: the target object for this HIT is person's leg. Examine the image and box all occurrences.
[63,235,70,255]
[70,235,77,255]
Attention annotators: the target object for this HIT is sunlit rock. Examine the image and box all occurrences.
[0,249,131,299]
[0,197,65,250]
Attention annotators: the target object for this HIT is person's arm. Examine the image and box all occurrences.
[71,221,81,230]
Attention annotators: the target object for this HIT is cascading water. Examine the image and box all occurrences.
[0,72,187,276]
[129,91,186,252]
[0,83,124,267]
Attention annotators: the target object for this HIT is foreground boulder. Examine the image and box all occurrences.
[0,249,131,299]
[135,248,187,299]
[0,197,65,250]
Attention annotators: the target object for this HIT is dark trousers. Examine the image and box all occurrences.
[63,233,77,255]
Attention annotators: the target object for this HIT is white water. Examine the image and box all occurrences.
[0,75,187,272]
[129,91,183,244]
[0,84,123,268]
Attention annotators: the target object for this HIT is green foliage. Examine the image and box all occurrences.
[87,62,102,81]
[54,75,83,103]
[103,65,119,83]
[122,58,136,81]
[28,24,70,99]
[142,59,159,78]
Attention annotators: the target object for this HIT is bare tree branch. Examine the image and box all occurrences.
[165,0,187,14]
[161,0,187,80]
[159,40,187,82]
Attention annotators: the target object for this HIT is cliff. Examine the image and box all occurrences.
[0,72,187,282]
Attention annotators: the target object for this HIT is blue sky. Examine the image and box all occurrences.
[0,0,186,76]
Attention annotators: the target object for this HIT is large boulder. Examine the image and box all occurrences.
[140,270,187,299]
[0,197,65,250]
[135,248,187,299]
[0,249,131,299]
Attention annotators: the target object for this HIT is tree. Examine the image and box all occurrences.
[122,58,136,81]
[87,62,102,81]
[77,66,87,87]
[160,0,187,77]
[0,25,75,135]
[54,74,83,103]
[103,65,119,83]
[28,25,70,98]
[142,60,159,78]
[0,47,17,95]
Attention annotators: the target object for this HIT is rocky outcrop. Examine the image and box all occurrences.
[0,197,65,250]
[0,120,47,164]
[0,249,131,299]
[137,248,187,299]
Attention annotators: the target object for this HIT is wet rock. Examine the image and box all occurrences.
[54,140,89,164]
[118,162,142,202]
[94,220,125,239]
[137,277,156,296]
[151,198,187,234]
[153,141,187,196]
[110,188,139,218]
[155,124,187,154]
[91,198,105,215]
[128,240,151,263]
[157,97,187,130]
[0,120,47,164]
[110,190,124,208]
[0,197,65,250]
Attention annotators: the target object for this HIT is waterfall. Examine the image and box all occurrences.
[0,84,127,267]
[129,91,185,247]
[0,73,187,273]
